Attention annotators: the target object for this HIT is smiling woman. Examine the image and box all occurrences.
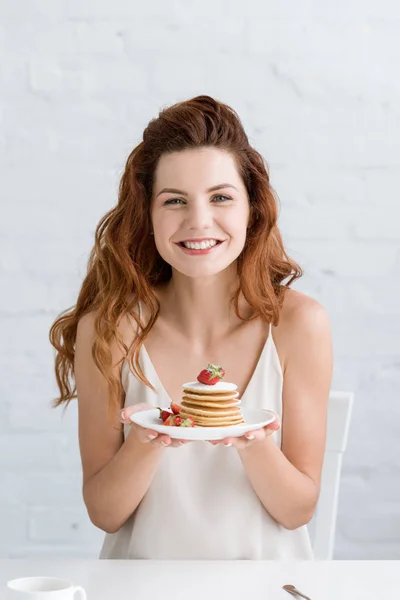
[150,147,251,277]
[48,95,332,560]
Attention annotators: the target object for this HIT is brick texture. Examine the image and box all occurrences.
[1,0,399,559]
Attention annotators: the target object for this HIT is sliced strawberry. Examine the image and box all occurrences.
[197,363,226,385]
[170,402,181,415]
[158,408,173,422]
[164,415,183,427]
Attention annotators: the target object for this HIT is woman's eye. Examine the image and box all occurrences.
[164,194,231,206]
[212,194,232,202]
[164,198,185,205]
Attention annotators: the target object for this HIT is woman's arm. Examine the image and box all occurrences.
[238,294,333,530]
[75,312,165,534]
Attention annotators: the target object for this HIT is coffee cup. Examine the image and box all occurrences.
[6,577,86,599]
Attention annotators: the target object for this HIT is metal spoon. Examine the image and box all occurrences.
[282,584,312,600]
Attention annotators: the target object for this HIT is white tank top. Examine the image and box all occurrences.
[99,303,314,560]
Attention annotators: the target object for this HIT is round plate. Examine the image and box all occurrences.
[129,407,277,441]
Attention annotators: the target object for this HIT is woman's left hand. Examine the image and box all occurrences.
[208,416,281,450]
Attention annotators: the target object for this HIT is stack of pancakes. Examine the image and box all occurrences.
[180,381,244,427]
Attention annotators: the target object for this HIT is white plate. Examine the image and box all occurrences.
[129,407,277,441]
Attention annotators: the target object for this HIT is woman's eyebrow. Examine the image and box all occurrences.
[156,183,238,198]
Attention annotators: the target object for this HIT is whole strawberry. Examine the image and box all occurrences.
[170,402,181,415]
[197,363,226,385]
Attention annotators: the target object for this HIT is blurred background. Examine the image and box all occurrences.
[0,0,399,559]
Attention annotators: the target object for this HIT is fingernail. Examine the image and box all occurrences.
[161,441,169,447]
[246,434,255,440]
[179,440,187,445]
[120,409,126,421]
[224,443,232,447]
[148,434,157,440]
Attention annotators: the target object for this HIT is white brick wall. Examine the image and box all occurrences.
[1,0,399,559]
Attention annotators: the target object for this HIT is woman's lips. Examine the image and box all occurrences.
[176,240,225,255]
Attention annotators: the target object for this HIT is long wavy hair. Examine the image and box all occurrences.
[49,94,302,418]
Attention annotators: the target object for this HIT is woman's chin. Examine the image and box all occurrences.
[170,260,236,280]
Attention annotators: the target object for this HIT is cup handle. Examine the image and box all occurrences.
[72,586,87,600]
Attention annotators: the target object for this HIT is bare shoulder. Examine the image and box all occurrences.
[273,288,332,372]
[75,307,138,488]
[77,307,139,352]
[274,289,333,500]
[281,288,330,326]
[76,309,95,336]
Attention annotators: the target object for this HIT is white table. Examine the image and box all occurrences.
[1,560,399,599]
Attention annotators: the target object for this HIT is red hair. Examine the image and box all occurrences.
[49,95,302,417]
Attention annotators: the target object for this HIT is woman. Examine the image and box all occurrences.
[50,95,333,560]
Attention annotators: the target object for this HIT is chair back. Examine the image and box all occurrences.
[311,390,354,560]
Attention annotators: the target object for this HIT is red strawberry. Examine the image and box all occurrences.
[170,402,181,415]
[164,415,183,427]
[158,408,173,422]
[197,363,226,385]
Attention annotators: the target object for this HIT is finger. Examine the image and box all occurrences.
[132,426,159,444]
[170,439,189,448]
[244,428,264,442]
[157,435,172,447]
[269,416,281,430]
[120,403,153,425]
[221,438,234,447]
[144,430,159,442]
[264,427,277,438]
[265,419,281,435]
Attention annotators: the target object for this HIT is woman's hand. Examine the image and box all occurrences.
[120,403,190,448]
[208,416,281,450]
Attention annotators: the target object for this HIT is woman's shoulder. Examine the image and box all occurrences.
[279,288,329,326]
[77,305,140,352]
[273,288,332,368]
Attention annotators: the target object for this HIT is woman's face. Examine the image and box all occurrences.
[151,147,250,280]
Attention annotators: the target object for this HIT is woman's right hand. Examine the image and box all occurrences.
[120,403,189,448]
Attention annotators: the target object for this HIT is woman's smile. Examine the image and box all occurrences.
[175,238,226,256]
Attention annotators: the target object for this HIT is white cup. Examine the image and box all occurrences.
[5,577,86,600]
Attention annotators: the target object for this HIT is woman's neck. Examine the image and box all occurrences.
[156,267,251,349]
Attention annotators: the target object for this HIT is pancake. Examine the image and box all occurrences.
[182,381,238,394]
[182,398,241,409]
[180,371,244,427]
[180,395,244,426]
[182,391,239,402]
[185,417,244,427]
[180,410,244,426]
[180,405,241,417]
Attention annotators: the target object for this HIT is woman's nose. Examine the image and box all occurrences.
[185,202,213,231]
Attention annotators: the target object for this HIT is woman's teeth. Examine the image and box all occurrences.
[182,240,219,250]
